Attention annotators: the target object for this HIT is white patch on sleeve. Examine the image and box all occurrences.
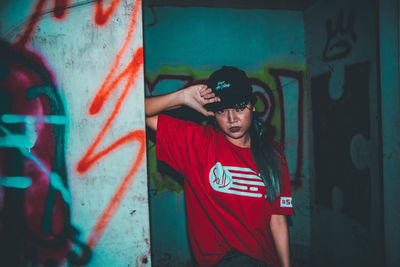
[280,197,293,208]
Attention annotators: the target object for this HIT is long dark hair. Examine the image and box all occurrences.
[247,95,282,202]
[249,113,282,202]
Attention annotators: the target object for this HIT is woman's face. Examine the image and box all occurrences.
[215,103,255,148]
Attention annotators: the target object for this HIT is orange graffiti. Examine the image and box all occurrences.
[53,0,70,20]
[95,0,122,26]
[86,130,145,248]
[76,0,144,249]
[76,47,144,173]
[15,0,47,48]
[76,48,145,249]
[15,0,122,47]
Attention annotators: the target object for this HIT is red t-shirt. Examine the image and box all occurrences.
[156,114,294,267]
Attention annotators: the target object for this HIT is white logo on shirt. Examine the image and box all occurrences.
[209,162,265,198]
[280,197,292,207]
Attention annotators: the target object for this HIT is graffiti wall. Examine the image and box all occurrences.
[0,0,150,266]
[143,6,311,266]
[304,0,383,266]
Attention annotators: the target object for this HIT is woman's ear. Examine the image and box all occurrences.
[252,105,256,112]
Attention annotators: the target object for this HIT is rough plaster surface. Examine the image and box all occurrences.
[0,1,151,266]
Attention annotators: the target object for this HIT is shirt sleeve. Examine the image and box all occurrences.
[270,154,294,215]
[156,114,210,177]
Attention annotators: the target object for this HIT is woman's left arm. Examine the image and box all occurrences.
[270,214,291,267]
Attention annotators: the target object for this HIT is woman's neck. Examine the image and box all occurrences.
[225,133,251,148]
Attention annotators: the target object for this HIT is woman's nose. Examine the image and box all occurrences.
[227,109,237,123]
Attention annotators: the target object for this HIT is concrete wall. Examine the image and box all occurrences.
[304,0,384,266]
[143,6,311,266]
[379,0,400,266]
[0,1,151,266]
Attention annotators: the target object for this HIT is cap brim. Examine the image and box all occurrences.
[204,102,232,112]
[204,96,251,112]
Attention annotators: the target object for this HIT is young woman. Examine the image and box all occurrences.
[146,66,293,267]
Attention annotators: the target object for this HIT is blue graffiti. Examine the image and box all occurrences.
[0,176,32,189]
[0,123,71,205]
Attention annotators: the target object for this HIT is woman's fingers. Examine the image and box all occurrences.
[199,107,215,117]
[185,84,219,115]
[205,96,220,103]
[202,92,216,99]
[198,84,208,93]
[199,87,212,97]
[205,111,215,117]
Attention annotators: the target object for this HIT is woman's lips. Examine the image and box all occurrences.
[229,126,241,133]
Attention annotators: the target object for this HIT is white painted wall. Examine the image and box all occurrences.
[0,1,151,266]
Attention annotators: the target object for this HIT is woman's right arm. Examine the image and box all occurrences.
[145,84,219,131]
[145,89,185,131]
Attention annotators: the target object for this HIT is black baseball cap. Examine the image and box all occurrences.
[204,66,253,112]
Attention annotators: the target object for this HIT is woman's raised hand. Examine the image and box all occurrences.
[183,84,220,116]
[145,84,219,130]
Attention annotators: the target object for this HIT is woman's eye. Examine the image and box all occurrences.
[216,110,225,114]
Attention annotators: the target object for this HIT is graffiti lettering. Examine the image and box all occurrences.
[311,62,371,226]
[15,0,121,48]
[1,0,142,264]
[323,8,357,61]
[0,39,76,266]
[0,176,32,189]
[269,69,304,186]
[1,114,66,151]
[250,78,275,124]
[95,0,122,26]
[76,0,145,250]
[9,0,146,256]
[146,74,195,95]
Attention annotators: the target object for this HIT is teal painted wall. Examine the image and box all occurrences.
[144,8,305,72]
[379,0,400,266]
[144,6,311,266]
